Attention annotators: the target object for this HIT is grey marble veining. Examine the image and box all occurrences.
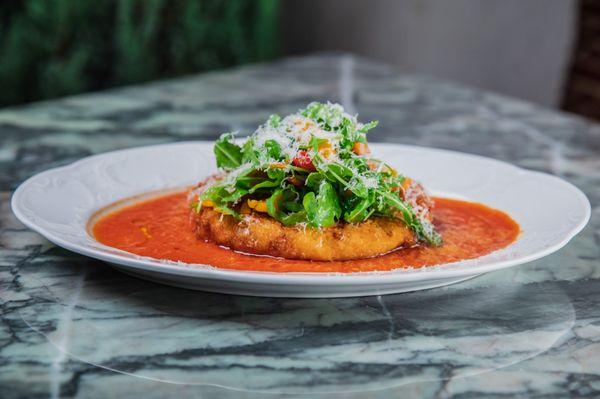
[1,54,599,398]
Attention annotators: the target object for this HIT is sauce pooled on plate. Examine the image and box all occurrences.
[92,191,519,273]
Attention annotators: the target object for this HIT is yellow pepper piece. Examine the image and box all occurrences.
[247,199,268,213]
[352,142,371,155]
[318,141,335,159]
[270,162,287,169]
[202,200,214,207]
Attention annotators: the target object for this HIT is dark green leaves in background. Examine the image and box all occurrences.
[0,0,280,106]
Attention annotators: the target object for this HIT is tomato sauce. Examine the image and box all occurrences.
[92,192,519,273]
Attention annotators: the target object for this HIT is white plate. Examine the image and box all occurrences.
[11,142,590,297]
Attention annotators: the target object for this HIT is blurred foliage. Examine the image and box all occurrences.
[0,0,280,106]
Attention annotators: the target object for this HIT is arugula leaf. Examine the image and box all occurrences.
[283,200,303,212]
[236,175,265,189]
[250,179,282,194]
[264,139,282,159]
[344,197,374,223]
[315,160,352,186]
[214,134,243,170]
[265,187,307,226]
[376,190,441,245]
[266,187,296,221]
[419,219,443,246]
[358,120,378,134]
[279,211,307,226]
[212,206,238,218]
[233,167,260,189]
[305,172,324,190]
[242,138,259,164]
[303,181,341,227]
[266,168,285,180]
[316,160,370,198]
[198,184,243,219]
[220,187,248,203]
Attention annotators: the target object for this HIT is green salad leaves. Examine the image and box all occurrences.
[195,102,442,246]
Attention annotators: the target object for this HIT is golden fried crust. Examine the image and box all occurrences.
[192,208,416,261]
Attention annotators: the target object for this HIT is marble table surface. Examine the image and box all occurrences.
[1,54,599,399]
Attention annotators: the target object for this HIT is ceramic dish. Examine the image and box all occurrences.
[11,142,590,297]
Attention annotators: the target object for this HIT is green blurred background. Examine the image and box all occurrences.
[0,0,280,107]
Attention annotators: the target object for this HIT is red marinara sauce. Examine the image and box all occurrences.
[92,192,519,273]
